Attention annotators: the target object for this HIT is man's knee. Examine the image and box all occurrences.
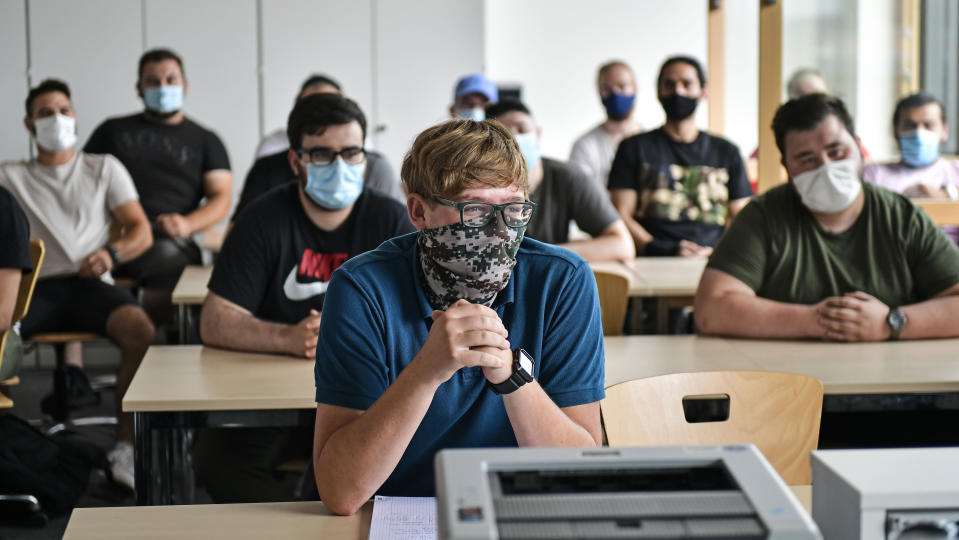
[106,305,156,348]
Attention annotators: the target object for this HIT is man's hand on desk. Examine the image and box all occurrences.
[678,240,713,258]
[287,309,322,358]
[817,291,890,342]
[414,299,509,386]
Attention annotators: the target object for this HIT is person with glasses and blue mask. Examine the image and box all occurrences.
[194,93,413,503]
[311,119,605,515]
[695,94,959,343]
[865,92,959,244]
[448,73,498,121]
[84,48,233,335]
[486,99,634,262]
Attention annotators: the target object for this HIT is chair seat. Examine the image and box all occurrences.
[0,393,12,409]
[29,332,103,344]
[1,376,19,386]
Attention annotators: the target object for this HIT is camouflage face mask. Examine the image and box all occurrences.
[418,220,525,311]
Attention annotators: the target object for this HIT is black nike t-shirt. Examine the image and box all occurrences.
[208,182,415,324]
[84,113,231,221]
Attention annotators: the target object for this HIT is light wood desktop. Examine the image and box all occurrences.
[63,488,811,539]
[605,335,959,394]
[171,265,213,343]
[590,257,706,297]
[123,346,316,505]
[201,226,226,254]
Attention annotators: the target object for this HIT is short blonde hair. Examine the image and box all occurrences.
[401,119,528,201]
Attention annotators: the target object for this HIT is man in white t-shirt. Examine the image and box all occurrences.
[569,61,642,189]
[0,79,155,490]
[864,92,959,244]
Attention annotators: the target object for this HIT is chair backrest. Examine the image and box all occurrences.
[0,239,44,373]
[601,370,823,485]
[592,269,630,336]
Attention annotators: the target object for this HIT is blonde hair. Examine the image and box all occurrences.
[401,119,528,201]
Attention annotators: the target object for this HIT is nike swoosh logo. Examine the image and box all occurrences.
[283,266,329,301]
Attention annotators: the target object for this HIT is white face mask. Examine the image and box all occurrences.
[791,158,862,214]
[33,113,77,152]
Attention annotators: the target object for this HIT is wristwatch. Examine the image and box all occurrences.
[487,349,535,395]
[887,308,907,341]
[104,244,120,266]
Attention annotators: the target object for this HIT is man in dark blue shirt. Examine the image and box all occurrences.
[312,119,606,515]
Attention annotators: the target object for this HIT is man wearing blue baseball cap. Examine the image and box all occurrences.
[449,73,498,121]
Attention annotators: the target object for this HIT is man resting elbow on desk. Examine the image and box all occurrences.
[695,94,959,342]
[195,94,413,503]
[312,120,605,516]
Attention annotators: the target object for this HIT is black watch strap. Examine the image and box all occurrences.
[104,244,120,266]
[488,349,534,395]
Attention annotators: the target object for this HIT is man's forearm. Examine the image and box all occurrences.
[501,382,599,447]
[200,300,292,354]
[315,360,439,515]
[622,216,653,254]
[560,235,633,262]
[901,294,959,339]
[185,191,231,234]
[695,292,818,339]
[112,221,153,262]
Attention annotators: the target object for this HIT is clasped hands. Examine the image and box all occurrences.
[814,291,891,342]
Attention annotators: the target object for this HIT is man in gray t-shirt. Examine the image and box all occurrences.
[486,99,634,262]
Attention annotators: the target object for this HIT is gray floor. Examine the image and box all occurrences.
[0,340,213,540]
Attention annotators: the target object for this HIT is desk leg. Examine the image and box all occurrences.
[134,411,152,505]
[178,304,187,344]
[157,427,172,505]
[656,298,669,334]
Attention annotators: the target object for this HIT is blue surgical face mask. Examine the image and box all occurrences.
[899,129,941,168]
[144,85,184,113]
[456,108,485,122]
[303,158,364,210]
[514,132,541,169]
[601,92,635,120]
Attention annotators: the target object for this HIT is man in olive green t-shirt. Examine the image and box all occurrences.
[695,94,959,341]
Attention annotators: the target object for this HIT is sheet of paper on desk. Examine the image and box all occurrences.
[369,495,437,540]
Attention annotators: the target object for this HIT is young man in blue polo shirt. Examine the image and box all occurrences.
[312,120,605,515]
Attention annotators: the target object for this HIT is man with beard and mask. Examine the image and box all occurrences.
[0,79,155,490]
[486,99,634,262]
[195,93,413,503]
[569,60,642,189]
[865,92,959,244]
[610,56,752,257]
[695,94,959,342]
[311,119,605,515]
[84,48,232,331]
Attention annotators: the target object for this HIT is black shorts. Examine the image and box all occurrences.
[116,237,201,289]
[19,276,138,338]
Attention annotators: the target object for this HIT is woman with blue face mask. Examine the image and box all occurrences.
[863,92,959,244]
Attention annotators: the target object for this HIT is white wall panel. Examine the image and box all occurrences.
[260,0,373,152]
[28,0,142,150]
[0,0,29,161]
[145,0,259,209]
[485,0,708,161]
[374,0,485,178]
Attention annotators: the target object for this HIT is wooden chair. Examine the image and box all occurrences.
[601,370,824,485]
[0,239,45,409]
[592,268,630,336]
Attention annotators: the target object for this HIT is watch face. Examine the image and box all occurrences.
[888,309,906,328]
[517,349,533,375]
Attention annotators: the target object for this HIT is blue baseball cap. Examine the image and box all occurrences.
[454,74,498,103]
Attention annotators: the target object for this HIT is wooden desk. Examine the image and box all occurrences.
[63,488,810,539]
[201,226,226,254]
[63,501,372,540]
[123,346,315,505]
[604,335,959,394]
[171,265,213,343]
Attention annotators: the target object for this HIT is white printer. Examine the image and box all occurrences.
[435,445,820,539]
[811,447,959,540]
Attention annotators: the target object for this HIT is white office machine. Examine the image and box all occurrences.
[435,445,820,539]
[811,447,959,540]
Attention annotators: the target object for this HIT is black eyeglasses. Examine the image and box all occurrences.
[434,197,537,229]
[296,146,366,165]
